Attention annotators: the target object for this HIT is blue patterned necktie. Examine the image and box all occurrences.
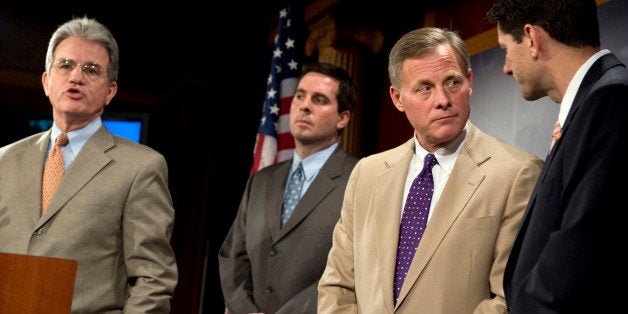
[393,153,438,304]
[281,162,304,228]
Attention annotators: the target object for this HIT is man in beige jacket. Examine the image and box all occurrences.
[318,27,543,313]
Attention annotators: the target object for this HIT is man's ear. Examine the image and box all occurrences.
[524,24,540,59]
[390,85,404,112]
[337,110,350,129]
[42,71,49,96]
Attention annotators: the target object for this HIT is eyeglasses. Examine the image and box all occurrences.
[51,58,105,80]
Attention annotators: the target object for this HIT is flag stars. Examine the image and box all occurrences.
[269,104,280,115]
[251,2,301,174]
[273,47,283,59]
[288,59,299,70]
[267,88,277,100]
[285,38,295,49]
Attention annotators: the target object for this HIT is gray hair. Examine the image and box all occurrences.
[388,27,470,89]
[45,16,119,83]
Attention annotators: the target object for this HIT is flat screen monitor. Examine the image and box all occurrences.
[0,111,149,146]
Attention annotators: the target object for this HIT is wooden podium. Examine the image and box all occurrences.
[0,252,77,314]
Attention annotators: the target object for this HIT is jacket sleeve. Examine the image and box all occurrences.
[317,160,361,313]
[218,175,260,313]
[124,152,178,313]
[474,156,542,313]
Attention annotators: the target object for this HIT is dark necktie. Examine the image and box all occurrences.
[281,162,304,228]
[41,133,69,214]
[393,153,437,304]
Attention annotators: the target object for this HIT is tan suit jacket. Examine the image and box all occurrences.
[318,123,543,313]
[0,126,177,313]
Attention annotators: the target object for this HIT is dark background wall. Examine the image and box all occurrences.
[1,0,621,313]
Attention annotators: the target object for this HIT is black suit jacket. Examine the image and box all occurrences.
[219,146,358,314]
[504,53,628,313]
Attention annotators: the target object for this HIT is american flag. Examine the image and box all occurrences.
[250,0,302,174]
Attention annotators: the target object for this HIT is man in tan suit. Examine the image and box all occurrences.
[318,27,543,313]
[0,17,177,312]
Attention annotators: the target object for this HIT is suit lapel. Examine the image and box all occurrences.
[39,126,115,223]
[14,133,49,225]
[550,54,622,159]
[399,125,488,304]
[403,145,486,293]
[267,161,292,241]
[277,148,347,236]
[565,53,623,130]
[372,140,412,309]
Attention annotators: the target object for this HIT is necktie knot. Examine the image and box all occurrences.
[56,133,69,147]
[423,153,437,171]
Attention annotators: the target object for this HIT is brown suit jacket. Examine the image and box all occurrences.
[318,123,543,313]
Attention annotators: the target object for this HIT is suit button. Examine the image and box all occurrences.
[270,247,278,256]
[33,229,43,236]
[264,286,273,294]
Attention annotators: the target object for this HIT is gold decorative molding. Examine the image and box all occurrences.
[305,0,338,23]
[305,14,384,58]
[466,28,498,56]
[305,15,338,58]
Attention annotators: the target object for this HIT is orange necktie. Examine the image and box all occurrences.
[549,120,562,153]
[41,133,69,214]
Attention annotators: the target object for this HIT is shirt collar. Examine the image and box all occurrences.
[51,117,102,152]
[290,142,338,180]
[412,122,468,175]
[558,49,610,126]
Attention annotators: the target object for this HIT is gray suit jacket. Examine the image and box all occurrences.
[0,125,177,313]
[318,123,543,313]
[219,146,358,314]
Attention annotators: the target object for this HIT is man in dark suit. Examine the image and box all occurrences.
[219,62,358,314]
[487,0,628,312]
[0,17,177,312]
